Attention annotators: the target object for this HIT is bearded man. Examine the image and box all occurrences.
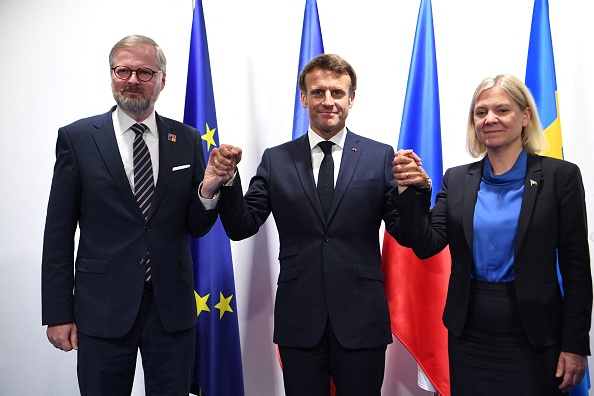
[41,35,221,395]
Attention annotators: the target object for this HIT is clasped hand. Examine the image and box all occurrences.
[201,144,242,198]
[393,149,430,191]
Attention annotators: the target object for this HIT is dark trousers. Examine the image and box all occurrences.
[278,319,386,396]
[77,287,196,396]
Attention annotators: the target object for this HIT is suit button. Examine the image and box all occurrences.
[145,225,150,231]
[139,258,145,265]
[323,235,330,242]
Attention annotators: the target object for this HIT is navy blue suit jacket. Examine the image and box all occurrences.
[42,107,218,337]
[395,154,592,355]
[220,130,408,349]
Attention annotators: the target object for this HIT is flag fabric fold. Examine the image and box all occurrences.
[184,1,244,395]
[381,0,450,394]
[292,0,324,140]
[525,1,590,394]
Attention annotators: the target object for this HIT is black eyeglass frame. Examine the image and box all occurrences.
[110,66,162,82]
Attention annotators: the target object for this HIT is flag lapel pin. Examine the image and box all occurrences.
[530,179,537,186]
[168,133,177,142]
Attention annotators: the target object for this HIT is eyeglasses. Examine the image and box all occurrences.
[111,66,161,82]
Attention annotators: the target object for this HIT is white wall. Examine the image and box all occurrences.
[0,0,592,395]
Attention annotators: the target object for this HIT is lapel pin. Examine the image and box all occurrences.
[352,147,357,152]
[530,179,537,186]
[168,133,177,142]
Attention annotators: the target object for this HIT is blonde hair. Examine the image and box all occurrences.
[466,74,548,158]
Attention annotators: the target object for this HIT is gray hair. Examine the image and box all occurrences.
[109,35,166,73]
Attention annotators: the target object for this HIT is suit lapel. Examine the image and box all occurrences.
[462,160,483,251]
[291,134,325,220]
[330,130,361,221]
[291,131,363,223]
[148,113,176,221]
[515,154,542,254]
[91,109,144,218]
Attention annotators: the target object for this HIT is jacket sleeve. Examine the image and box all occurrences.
[186,127,218,237]
[219,149,273,241]
[391,169,449,259]
[556,162,592,355]
[41,128,80,325]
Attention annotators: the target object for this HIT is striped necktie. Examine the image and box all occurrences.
[131,123,154,218]
[131,123,153,282]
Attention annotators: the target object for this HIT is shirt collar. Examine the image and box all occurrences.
[113,106,158,139]
[307,127,347,151]
[483,149,527,185]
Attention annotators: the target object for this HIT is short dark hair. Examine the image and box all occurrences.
[298,54,357,94]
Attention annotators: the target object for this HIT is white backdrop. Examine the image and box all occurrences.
[0,1,592,395]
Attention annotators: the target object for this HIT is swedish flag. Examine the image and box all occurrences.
[525,1,590,394]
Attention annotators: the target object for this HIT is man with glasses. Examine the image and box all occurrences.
[41,35,221,395]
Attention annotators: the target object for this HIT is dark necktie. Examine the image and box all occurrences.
[132,123,154,217]
[317,141,335,219]
[131,123,153,282]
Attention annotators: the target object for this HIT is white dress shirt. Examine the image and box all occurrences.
[112,107,159,192]
[307,127,346,186]
[111,107,217,209]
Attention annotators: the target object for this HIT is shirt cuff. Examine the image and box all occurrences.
[197,171,237,209]
[198,182,220,210]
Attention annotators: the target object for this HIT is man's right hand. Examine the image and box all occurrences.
[201,144,242,198]
[47,322,78,351]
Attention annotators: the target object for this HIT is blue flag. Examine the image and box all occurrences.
[382,1,450,395]
[398,0,442,204]
[184,1,244,395]
[526,0,563,160]
[525,1,589,394]
[292,0,324,139]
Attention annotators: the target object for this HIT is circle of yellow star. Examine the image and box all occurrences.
[201,122,217,151]
[215,292,234,319]
[195,291,210,317]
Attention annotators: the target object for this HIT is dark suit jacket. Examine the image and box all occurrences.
[395,153,592,355]
[42,106,218,338]
[220,130,405,349]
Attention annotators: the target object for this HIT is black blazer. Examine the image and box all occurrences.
[219,130,405,349]
[395,153,592,355]
[42,107,218,337]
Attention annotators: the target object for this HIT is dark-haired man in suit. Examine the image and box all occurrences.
[202,54,429,396]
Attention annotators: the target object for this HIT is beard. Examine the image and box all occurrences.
[112,86,158,117]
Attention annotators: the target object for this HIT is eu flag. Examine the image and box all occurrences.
[292,0,324,140]
[525,1,590,394]
[184,1,244,395]
[381,0,450,394]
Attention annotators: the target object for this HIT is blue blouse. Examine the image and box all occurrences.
[472,150,527,282]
